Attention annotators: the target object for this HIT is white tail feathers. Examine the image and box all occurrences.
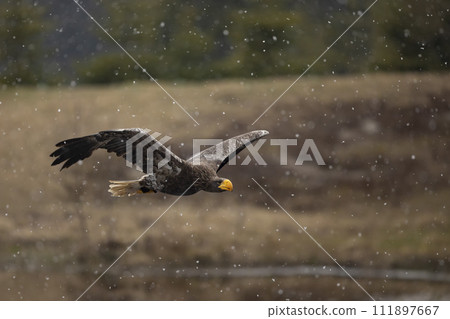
[108,180,146,197]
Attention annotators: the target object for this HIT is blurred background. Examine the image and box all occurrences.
[0,0,449,300]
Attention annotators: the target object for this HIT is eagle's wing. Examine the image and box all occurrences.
[188,130,269,172]
[50,128,183,173]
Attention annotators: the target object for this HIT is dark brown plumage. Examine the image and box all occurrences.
[50,128,269,196]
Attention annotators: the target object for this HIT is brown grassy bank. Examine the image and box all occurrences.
[0,72,449,300]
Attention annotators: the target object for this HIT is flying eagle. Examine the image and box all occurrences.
[50,129,269,197]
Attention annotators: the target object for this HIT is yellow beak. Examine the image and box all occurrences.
[218,179,233,192]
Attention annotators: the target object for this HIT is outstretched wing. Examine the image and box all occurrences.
[188,130,269,172]
[50,128,183,173]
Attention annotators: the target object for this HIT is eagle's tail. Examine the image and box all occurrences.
[108,179,154,197]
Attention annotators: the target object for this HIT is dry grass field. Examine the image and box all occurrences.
[0,72,449,300]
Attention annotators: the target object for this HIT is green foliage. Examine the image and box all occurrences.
[78,0,219,82]
[77,0,324,81]
[223,6,309,77]
[0,1,47,85]
[77,53,146,84]
[371,0,450,71]
[2,0,449,84]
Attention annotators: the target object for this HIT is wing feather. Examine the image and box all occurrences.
[50,128,183,173]
[188,130,269,172]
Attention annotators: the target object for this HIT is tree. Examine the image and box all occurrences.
[371,0,450,71]
[0,1,47,85]
[77,0,217,82]
[224,5,309,77]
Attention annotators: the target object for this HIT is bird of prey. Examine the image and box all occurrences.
[50,129,269,197]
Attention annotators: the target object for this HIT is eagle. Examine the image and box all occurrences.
[50,129,269,197]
